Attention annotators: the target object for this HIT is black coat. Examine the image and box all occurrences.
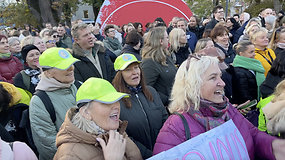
[274,47,285,57]
[260,72,284,98]
[232,67,258,105]
[121,44,141,61]
[188,25,205,40]
[173,44,191,67]
[119,86,168,159]
[72,43,115,83]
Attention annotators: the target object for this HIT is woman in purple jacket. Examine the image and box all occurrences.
[153,55,285,159]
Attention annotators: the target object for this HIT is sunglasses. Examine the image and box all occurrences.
[53,35,59,38]
[46,40,56,44]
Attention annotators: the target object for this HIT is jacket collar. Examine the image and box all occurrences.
[72,42,106,57]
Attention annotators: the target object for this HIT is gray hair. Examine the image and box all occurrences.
[71,23,88,39]
[8,37,20,46]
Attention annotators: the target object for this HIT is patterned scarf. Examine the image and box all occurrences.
[188,97,230,131]
[0,53,11,59]
[23,68,41,85]
[127,85,142,94]
[105,37,122,51]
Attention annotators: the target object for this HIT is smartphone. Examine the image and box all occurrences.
[238,99,257,110]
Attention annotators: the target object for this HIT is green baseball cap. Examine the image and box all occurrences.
[114,53,140,71]
[76,78,129,105]
[39,47,79,70]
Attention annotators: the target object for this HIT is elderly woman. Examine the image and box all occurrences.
[13,45,41,95]
[141,27,177,106]
[238,24,261,42]
[8,37,23,63]
[153,55,285,159]
[210,25,236,64]
[112,54,168,159]
[29,47,79,160]
[251,27,276,77]
[169,28,190,67]
[21,36,47,53]
[54,77,142,160]
[0,35,23,83]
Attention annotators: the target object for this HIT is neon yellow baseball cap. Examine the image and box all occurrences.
[114,53,140,71]
[76,78,129,105]
[39,47,79,70]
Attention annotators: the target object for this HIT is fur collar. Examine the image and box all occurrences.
[72,42,105,57]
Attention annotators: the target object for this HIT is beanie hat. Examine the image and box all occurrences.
[21,44,40,62]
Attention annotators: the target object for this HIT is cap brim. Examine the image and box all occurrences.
[54,58,79,70]
[94,92,129,104]
[116,60,141,71]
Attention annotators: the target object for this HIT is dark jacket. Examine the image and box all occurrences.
[72,43,115,83]
[274,47,285,57]
[214,43,236,64]
[222,65,234,103]
[188,25,205,40]
[205,18,219,30]
[233,20,249,44]
[260,72,284,98]
[0,55,23,83]
[141,57,177,106]
[173,44,190,67]
[121,44,141,61]
[13,68,40,94]
[232,67,258,104]
[186,31,197,53]
[119,86,168,159]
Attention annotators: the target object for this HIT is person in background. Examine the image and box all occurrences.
[42,37,57,49]
[71,23,115,82]
[188,15,204,40]
[269,27,285,56]
[233,14,240,24]
[133,22,144,37]
[103,24,122,56]
[141,27,177,106]
[153,55,285,160]
[8,37,23,63]
[29,48,79,160]
[112,54,168,159]
[250,27,276,77]
[259,8,273,27]
[238,24,261,42]
[39,28,50,39]
[177,18,197,53]
[13,45,41,95]
[210,25,236,64]
[57,25,73,49]
[194,37,214,53]
[232,41,265,105]
[265,15,277,39]
[260,51,285,98]
[121,30,142,60]
[45,22,53,30]
[205,5,225,30]
[168,28,190,67]
[92,22,104,41]
[233,12,251,44]
[0,35,23,83]
[21,36,47,53]
[54,77,143,160]
[226,17,240,43]
[167,16,179,34]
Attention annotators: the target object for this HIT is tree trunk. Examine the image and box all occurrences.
[93,4,100,21]
[274,0,282,12]
[38,0,56,26]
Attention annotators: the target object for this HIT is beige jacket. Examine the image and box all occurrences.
[53,108,143,160]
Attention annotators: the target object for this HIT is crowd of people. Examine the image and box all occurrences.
[1,5,285,160]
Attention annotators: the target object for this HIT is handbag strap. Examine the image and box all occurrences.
[174,112,191,140]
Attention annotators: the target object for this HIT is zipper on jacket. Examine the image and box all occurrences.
[135,94,149,125]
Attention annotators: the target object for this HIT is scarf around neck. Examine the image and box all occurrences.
[188,97,230,131]
[0,52,11,59]
[233,55,265,100]
[24,68,41,85]
[276,42,285,50]
[216,42,229,52]
[36,73,73,91]
[105,37,122,50]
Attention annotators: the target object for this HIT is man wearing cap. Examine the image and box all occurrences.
[29,47,79,160]
[71,23,115,82]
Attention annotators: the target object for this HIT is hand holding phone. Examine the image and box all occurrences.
[237,99,257,110]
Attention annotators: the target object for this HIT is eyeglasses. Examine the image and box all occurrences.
[108,29,116,33]
[53,35,59,38]
[46,40,56,44]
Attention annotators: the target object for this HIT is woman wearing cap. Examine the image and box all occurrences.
[13,44,41,95]
[54,78,142,160]
[153,55,285,160]
[232,41,265,105]
[141,27,177,106]
[29,47,79,160]
[112,54,168,159]
[0,34,23,83]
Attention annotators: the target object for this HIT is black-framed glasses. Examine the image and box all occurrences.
[53,35,59,38]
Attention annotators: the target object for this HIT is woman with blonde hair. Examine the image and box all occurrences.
[168,28,190,67]
[194,37,214,52]
[153,55,285,159]
[141,27,177,106]
[268,27,285,56]
[238,24,261,42]
[250,27,276,77]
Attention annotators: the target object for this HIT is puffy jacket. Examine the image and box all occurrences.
[119,86,168,159]
[0,55,23,83]
[29,83,77,160]
[72,43,115,82]
[153,104,276,160]
[254,48,276,77]
[232,67,258,104]
[141,57,177,106]
[54,108,143,160]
